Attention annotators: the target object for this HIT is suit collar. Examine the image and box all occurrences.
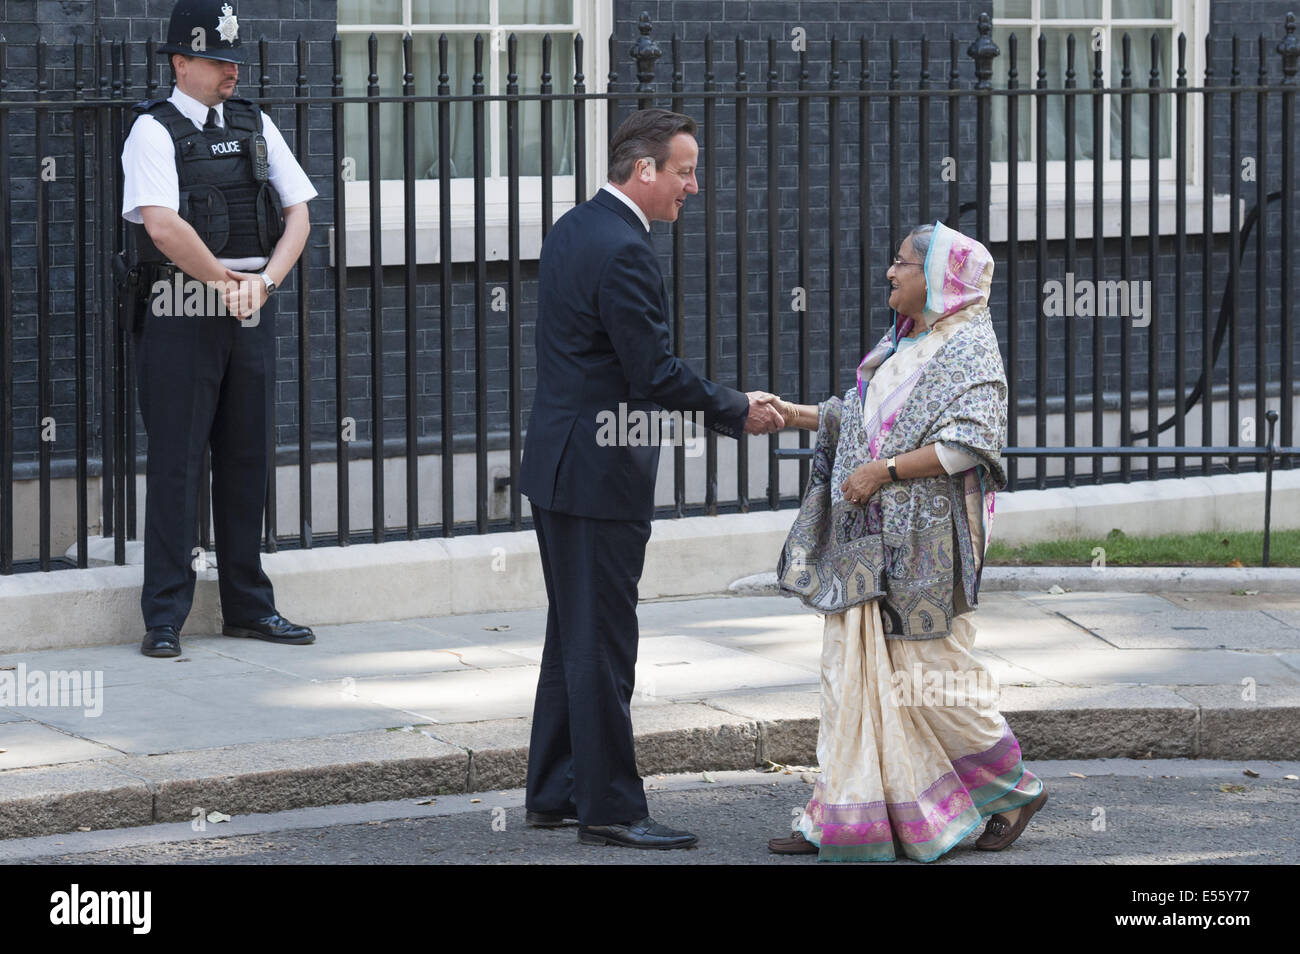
[591,188,653,244]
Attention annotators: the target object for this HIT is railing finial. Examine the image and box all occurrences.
[1278,11,1299,83]
[631,11,661,95]
[968,11,1000,89]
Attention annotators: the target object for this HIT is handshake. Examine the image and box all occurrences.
[744,391,793,435]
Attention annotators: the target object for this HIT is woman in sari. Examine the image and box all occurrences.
[765,221,1047,862]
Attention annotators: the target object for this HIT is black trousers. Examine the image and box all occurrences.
[525,504,653,826]
[133,280,277,631]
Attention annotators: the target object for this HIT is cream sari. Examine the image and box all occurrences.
[792,224,1042,862]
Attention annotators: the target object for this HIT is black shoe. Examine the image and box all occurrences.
[141,625,181,658]
[578,816,698,850]
[526,810,579,828]
[222,613,315,645]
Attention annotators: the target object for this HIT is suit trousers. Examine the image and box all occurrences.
[525,504,653,826]
[133,282,277,631]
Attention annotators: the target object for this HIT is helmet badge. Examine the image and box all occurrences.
[216,4,239,45]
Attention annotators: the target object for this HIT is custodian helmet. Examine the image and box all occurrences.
[157,0,248,65]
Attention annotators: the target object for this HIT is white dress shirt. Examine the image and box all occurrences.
[601,181,651,232]
[121,86,318,271]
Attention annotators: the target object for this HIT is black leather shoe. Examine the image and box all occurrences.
[526,810,578,828]
[578,816,698,850]
[222,613,315,645]
[141,625,181,658]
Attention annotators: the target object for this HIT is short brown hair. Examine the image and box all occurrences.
[607,108,698,184]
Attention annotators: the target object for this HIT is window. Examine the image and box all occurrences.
[334,0,611,265]
[986,0,1228,241]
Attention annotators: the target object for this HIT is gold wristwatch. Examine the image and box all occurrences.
[886,456,899,481]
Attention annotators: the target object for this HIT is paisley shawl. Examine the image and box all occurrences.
[777,223,1008,638]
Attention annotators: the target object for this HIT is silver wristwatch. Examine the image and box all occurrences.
[260,271,277,295]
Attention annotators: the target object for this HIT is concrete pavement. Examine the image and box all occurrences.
[2,586,1299,840]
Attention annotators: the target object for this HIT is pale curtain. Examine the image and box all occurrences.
[339,0,576,180]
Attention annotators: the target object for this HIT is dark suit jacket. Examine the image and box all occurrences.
[520,187,751,521]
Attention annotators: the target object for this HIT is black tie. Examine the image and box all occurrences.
[204,107,219,130]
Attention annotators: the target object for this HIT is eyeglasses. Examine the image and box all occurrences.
[891,257,924,268]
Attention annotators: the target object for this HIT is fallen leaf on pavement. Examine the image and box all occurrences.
[1219,784,1246,794]
[1243,768,1260,778]
[1068,771,1087,779]
[415,798,437,805]
[469,798,481,804]
[1226,559,1244,568]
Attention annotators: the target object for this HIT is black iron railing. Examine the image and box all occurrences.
[0,11,1297,573]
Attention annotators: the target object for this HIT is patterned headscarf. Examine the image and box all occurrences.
[857,221,995,407]
[918,220,994,324]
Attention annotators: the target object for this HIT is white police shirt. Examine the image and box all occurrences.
[121,85,317,271]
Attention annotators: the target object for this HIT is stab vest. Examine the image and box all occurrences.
[129,97,284,264]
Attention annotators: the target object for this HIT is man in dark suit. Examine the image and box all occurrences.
[519,109,784,850]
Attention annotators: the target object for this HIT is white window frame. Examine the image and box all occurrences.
[331,0,611,266]
[988,0,1236,242]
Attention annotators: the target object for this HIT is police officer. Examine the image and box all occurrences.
[122,0,318,657]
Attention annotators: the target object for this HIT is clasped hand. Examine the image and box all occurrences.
[840,459,889,505]
[219,268,268,320]
[744,391,785,434]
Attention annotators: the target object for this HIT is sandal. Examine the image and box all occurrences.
[975,789,1048,851]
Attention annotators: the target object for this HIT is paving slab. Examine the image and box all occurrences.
[209,625,538,680]
[1052,609,1300,651]
[3,669,436,754]
[0,641,267,688]
[969,649,1064,687]
[1262,609,1300,630]
[1016,591,1177,616]
[630,634,818,699]
[0,722,123,769]
[957,600,1110,653]
[337,665,548,723]
[1158,591,1300,612]
[1001,648,1300,687]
